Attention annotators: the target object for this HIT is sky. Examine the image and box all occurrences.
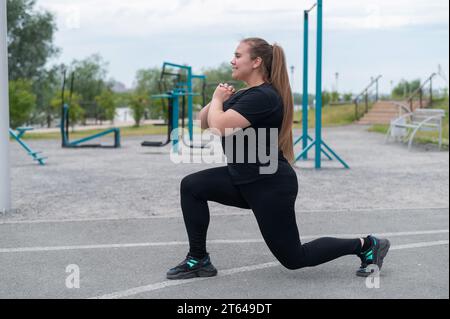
[36,0,449,94]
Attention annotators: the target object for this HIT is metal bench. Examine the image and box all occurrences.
[385,108,446,150]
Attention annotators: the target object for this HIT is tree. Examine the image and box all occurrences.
[201,63,245,104]
[129,93,149,127]
[32,66,63,128]
[322,91,331,106]
[95,90,117,123]
[70,55,109,101]
[68,54,111,122]
[51,91,84,130]
[331,91,340,103]
[9,80,36,128]
[7,0,59,81]
[392,79,421,99]
[135,67,161,94]
[343,93,353,102]
[293,93,302,106]
[134,67,164,120]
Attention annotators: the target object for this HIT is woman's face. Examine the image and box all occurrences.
[231,42,258,81]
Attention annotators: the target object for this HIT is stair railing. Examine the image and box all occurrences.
[354,75,382,120]
[406,73,437,111]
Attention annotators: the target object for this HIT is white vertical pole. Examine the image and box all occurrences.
[0,0,11,211]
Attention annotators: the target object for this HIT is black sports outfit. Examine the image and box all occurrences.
[167,83,390,279]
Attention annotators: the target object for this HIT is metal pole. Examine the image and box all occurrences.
[419,89,423,108]
[430,77,433,106]
[0,0,11,211]
[187,67,193,142]
[61,70,67,147]
[302,10,309,160]
[365,92,369,113]
[376,78,379,101]
[172,94,179,153]
[335,72,339,96]
[290,65,295,86]
[296,0,348,169]
[315,0,323,169]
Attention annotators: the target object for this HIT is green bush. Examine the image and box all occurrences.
[9,79,36,129]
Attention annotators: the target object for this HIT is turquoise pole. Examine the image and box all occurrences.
[315,0,323,169]
[302,10,309,160]
[172,94,179,153]
[187,67,193,142]
[295,1,349,169]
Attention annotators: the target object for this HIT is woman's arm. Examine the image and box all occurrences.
[208,98,250,136]
[198,103,211,130]
[207,84,251,136]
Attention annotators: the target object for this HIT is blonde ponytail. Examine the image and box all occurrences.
[270,44,294,164]
[242,38,295,164]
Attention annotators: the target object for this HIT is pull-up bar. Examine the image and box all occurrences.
[295,5,327,161]
[305,3,317,13]
[294,0,349,169]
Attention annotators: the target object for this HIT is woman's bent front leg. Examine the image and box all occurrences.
[180,166,250,259]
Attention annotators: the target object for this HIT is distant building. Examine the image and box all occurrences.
[115,107,133,123]
[111,81,130,93]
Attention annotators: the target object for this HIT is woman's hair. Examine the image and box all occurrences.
[241,37,294,164]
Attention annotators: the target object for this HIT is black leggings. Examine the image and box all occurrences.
[180,166,362,270]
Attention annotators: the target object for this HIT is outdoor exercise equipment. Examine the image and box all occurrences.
[293,0,349,169]
[60,69,121,148]
[9,127,46,165]
[142,62,208,151]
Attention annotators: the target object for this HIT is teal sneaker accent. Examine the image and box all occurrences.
[187,259,199,268]
[167,254,218,280]
[356,235,390,277]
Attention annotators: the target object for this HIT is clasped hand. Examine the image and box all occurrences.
[212,83,236,103]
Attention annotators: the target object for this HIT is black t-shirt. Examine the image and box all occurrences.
[221,83,289,185]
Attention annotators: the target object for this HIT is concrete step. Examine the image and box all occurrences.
[358,119,391,125]
[369,105,396,110]
[357,101,404,125]
[359,120,394,125]
[368,110,399,115]
[361,114,398,120]
[369,112,398,116]
[373,102,397,107]
[372,103,398,108]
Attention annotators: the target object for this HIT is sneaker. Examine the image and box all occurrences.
[166,254,218,280]
[356,235,391,277]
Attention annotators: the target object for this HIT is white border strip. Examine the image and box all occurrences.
[91,240,449,299]
[0,206,448,225]
[390,240,450,250]
[91,262,280,300]
[0,229,448,254]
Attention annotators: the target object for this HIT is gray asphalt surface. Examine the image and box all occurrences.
[0,208,448,299]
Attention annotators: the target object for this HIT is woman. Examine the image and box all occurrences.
[167,38,390,280]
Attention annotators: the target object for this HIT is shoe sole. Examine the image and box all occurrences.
[167,264,218,280]
[356,238,391,277]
